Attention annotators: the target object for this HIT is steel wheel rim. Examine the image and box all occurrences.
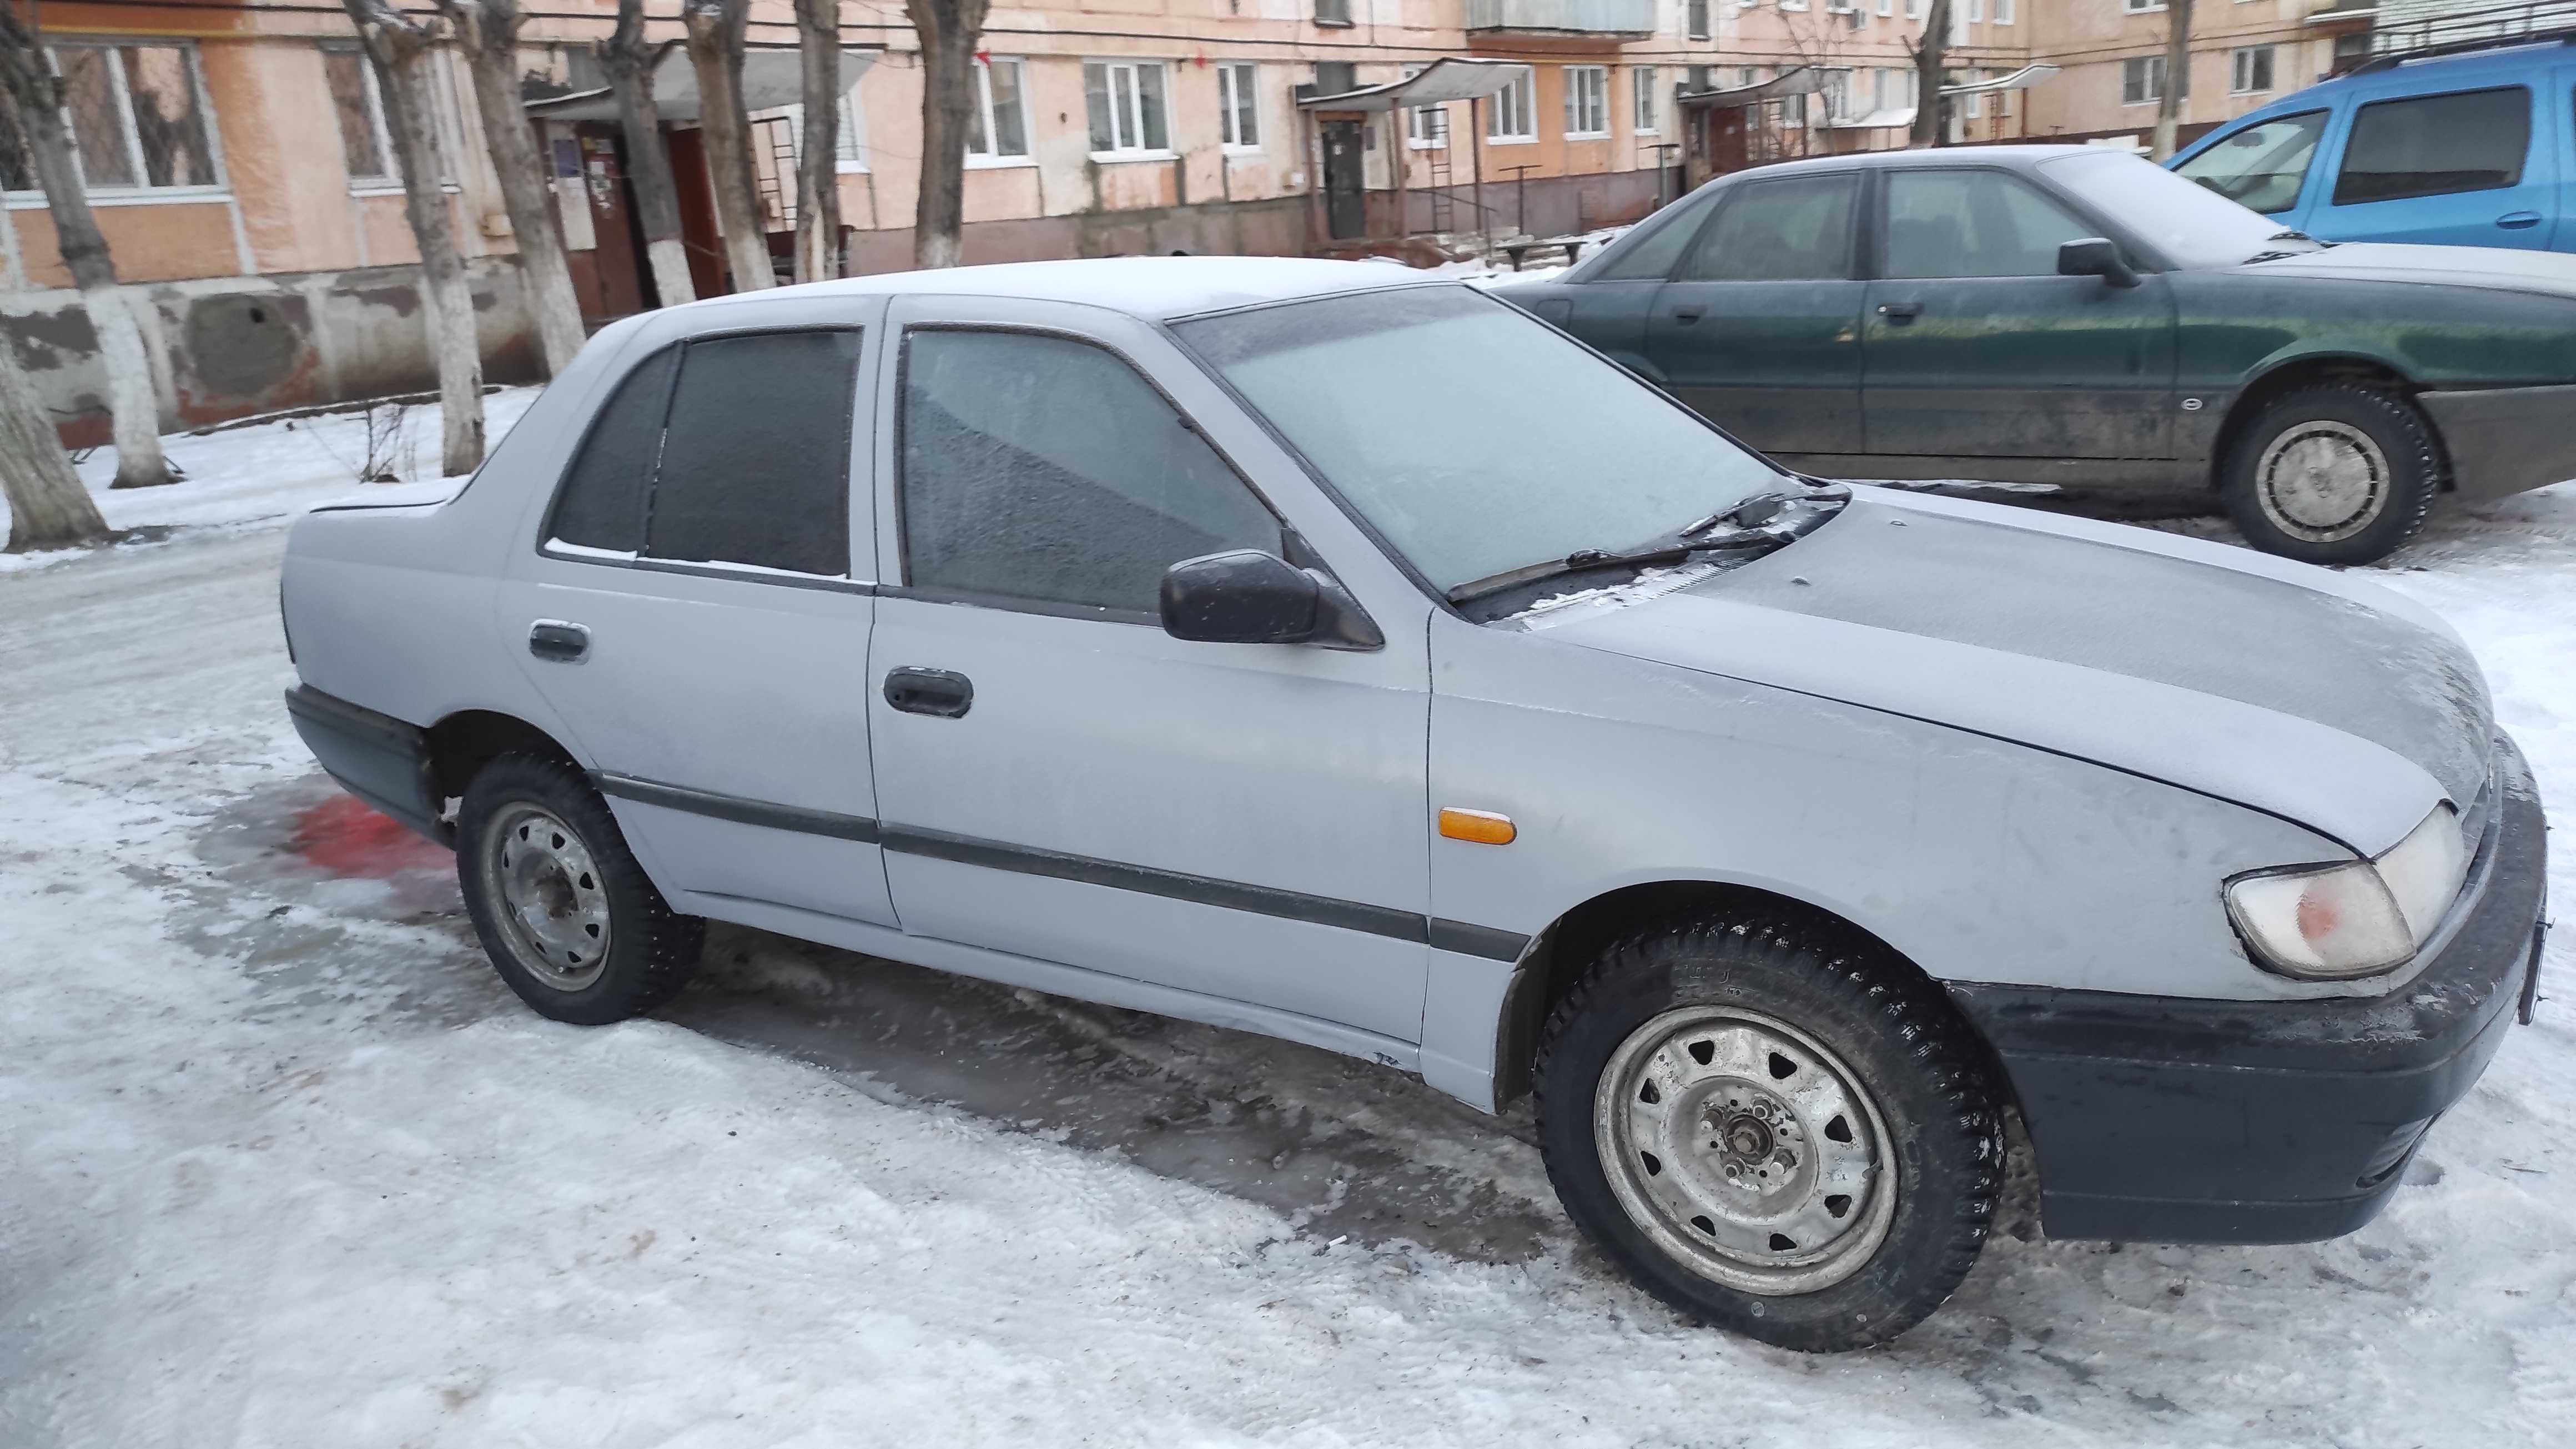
[1594,1007,1895,1296]
[2256,421,2390,543]
[480,804,611,991]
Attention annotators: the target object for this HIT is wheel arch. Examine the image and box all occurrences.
[422,710,582,812]
[2210,353,2449,490]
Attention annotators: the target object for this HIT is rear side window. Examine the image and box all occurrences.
[546,330,861,577]
[898,329,1282,616]
[2332,87,2530,205]
[1677,174,1857,281]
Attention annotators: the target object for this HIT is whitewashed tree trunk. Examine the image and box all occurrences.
[440,0,587,375]
[345,1,484,476]
[2154,0,2195,161]
[907,0,989,270]
[602,0,696,306]
[683,0,773,291]
[792,0,842,284]
[0,331,109,551]
[0,7,173,489]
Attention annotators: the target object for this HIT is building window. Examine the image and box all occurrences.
[2123,54,2186,105]
[1688,0,1711,38]
[1994,0,2014,21]
[1219,62,1261,149]
[1877,0,1893,14]
[1966,0,1983,18]
[2124,0,2164,11]
[1822,69,1852,124]
[968,58,1029,161]
[1,39,223,194]
[2231,46,2276,95]
[1633,66,1659,134]
[1398,66,1445,147]
[1084,60,1170,155]
[1487,66,1536,143]
[1314,0,1352,23]
[1964,70,1984,118]
[1564,66,1609,138]
[323,45,395,186]
[1906,0,1923,14]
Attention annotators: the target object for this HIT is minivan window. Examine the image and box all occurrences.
[1178,285,1780,593]
[2177,110,2326,213]
[1677,174,1857,281]
[899,329,1282,615]
[2332,87,2530,205]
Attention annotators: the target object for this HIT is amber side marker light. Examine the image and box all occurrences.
[1439,808,1517,846]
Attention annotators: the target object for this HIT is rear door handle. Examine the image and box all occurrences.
[529,620,589,663]
[1876,301,1924,324]
[1672,304,1706,324]
[883,667,973,719]
[2498,210,2543,230]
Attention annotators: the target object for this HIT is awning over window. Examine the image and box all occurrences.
[1297,57,1534,112]
[1822,63,2062,130]
[526,48,876,122]
[1677,66,1825,110]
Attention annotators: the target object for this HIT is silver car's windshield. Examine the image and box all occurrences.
[1176,285,1784,593]
[2039,150,2323,267]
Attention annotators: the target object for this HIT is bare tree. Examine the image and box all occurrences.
[682,0,773,291]
[600,0,695,306]
[2154,0,2196,160]
[906,0,990,269]
[792,0,843,284]
[438,0,586,375]
[341,0,483,476]
[0,334,109,551]
[1910,0,1951,149]
[0,4,172,489]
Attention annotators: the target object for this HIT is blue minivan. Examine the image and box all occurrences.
[2170,36,2574,251]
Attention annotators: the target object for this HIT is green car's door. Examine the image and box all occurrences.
[1861,167,2177,462]
[1643,171,1867,455]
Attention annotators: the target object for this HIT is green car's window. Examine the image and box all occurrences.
[1592,189,1720,280]
[1677,174,1858,281]
[2177,111,2327,214]
[2333,87,2530,206]
[1883,169,2094,279]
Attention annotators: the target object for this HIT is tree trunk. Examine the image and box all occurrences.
[440,0,586,375]
[793,0,843,284]
[2154,0,2196,161]
[0,333,109,551]
[601,0,696,306]
[0,7,172,489]
[344,2,484,476]
[907,0,989,270]
[683,0,773,291]
[1910,0,1950,149]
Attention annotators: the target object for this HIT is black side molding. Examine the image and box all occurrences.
[595,772,881,843]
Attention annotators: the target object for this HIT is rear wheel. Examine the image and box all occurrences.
[2221,382,2441,565]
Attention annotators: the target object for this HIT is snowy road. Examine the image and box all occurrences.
[4,417,2575,1445]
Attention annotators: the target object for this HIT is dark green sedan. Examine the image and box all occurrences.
[1496,145,2576,564]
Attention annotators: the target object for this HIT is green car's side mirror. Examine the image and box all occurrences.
[2059,237,2141,289]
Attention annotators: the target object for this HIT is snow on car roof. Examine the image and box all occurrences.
[683,255,1441,324]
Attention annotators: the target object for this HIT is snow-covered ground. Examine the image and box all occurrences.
[3,399,2573,1447]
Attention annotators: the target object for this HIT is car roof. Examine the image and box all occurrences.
[678,255,1437,324]
[1713,144,2105,181]
[2207,36,2575,133]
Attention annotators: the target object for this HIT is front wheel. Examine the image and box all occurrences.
[1535,913,2002,1352]
[2221,383,2442,565]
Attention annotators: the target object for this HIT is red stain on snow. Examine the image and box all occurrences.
[291,796,449,878]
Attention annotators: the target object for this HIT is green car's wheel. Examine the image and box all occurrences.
[2221,382,2442,566]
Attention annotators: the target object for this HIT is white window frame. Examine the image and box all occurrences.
[320,42,398,191]
[1400,67,1446,149]
[1822,68,1852,124]
[1994,0,2014,22]
[1486,66,1537,144]
[1964,71,1984,118]
[2122,54,2172,106]
[967,57,1032,166]
[1905,0,1924,14]
[2231,45,2276,95]
[1877,0,1894,14]
[1218,61,1261,152]
[1687,0,1712,39]
[1966,0,1982,19]
[1632,66,1659,135]
[1782,0,1809,10]
[1085,58,1173,159]
[7,37,230,201]
[1564,65,1609,139]
[2124,0,2165,12]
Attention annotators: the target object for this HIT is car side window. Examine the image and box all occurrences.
[1593,190,1721,280]
[1676,174,1857,281]
[545,329,861,578]
[1883,170,2095,280]
[2176,111,2327,214]
[2332,87,2530,206]
[898,329,1284,616]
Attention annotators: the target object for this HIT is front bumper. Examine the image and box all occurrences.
[2420,384,2576,502]
[1948,732,2547,1245]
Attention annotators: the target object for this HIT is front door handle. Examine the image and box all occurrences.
[1672,304,1707,324]
[883,667,973,719]
[529,620,589,663]
[1876,301,1924,324]
[2498,210,2543,230]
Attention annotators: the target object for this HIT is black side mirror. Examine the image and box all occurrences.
[2058,237,2141,288]
[1159,550,1383,651]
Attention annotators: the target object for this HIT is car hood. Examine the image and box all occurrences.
[1532,489,2491,855]
[2238,242,2576,300]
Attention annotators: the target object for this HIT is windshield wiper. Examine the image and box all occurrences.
[1445,535,1779,606]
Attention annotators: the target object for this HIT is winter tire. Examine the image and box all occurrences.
[1535,912,2002,1352]
[2221,382,2442,566]
[456,752,705,1025]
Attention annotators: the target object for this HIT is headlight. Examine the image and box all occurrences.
[2225,804,2465,980]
